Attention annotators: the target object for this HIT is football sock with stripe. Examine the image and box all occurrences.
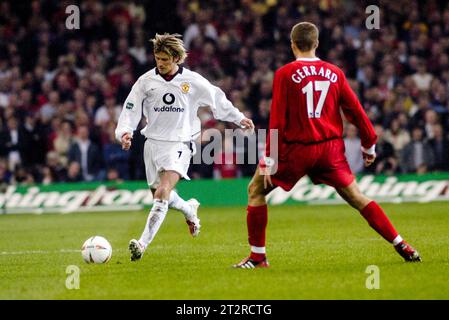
[247,205,268,262]
[360,201,399,243]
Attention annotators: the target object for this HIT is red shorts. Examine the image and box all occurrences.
[271,138,354,191]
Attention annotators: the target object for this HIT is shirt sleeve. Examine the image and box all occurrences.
[115,78,145,142]
[265,69,288,158]
[197,79,245,126]
[339,72,377,149]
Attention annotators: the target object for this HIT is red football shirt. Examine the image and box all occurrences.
[266,57,377,157]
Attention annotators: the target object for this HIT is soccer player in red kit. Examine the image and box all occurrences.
[234,22,421,268]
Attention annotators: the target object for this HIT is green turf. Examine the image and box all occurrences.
[0,202,448,299]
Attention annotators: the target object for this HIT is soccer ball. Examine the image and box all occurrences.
[81,236,112,264]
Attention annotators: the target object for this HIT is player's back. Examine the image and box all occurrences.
[273,58,348,145]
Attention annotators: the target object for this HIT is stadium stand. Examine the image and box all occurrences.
[0,0,448,185]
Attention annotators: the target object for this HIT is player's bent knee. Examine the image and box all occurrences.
[357,195,372,211]
[348,193,371,211]
[248,180,266,205]
[337,182,372,211]
[248,194,266,206]
[155,185,171,200]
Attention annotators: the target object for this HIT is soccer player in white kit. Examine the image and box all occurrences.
[115,33,255,261]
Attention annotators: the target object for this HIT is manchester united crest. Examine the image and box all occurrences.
[181,82,190,94]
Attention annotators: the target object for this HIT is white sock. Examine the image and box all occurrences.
[251,246,266,254]
[392,235,403,246]
[168,191,193,219]
[139,199,168,249]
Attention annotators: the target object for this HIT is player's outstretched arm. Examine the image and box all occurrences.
[115,78,145,149]
[339,72,377,165]
[197,79,254,132]
[265,69,287,158]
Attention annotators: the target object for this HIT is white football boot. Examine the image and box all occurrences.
[129,239,145,261]
[185,199,201,237]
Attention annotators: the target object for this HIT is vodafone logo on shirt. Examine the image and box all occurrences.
[153,93,185,112]
[162,93,175,104]
[153,106,185,112]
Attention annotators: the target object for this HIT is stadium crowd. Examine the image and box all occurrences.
[1,0,449,185]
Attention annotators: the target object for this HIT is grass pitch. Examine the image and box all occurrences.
[0,202,448,299]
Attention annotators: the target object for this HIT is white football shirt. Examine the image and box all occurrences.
[115,66,245,142]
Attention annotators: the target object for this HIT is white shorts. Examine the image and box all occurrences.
[143,138,194,188]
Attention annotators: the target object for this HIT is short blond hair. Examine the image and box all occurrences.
[150,33,188,64]
[291,22,319,52]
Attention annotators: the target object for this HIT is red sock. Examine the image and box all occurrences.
[360,201,398,243]
[247,205,267,261]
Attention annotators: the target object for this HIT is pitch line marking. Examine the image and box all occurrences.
[0,249,125,256]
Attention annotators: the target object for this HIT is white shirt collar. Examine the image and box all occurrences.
[296,57,320,61]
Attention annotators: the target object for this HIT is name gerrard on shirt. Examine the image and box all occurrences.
[291,65,339,84]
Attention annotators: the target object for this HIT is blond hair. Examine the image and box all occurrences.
[290,22,319,52]
[150,33,188,64]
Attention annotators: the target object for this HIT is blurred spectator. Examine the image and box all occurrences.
[39,91,59,124]
[428,124,449,171]
[53,120,74,166]
[12,166,35,185]
[401,127,435,173]
[411,61,433,91]
[68,125,104,181]
[64,161,83,182]
[344,124,364,174]
[365,124,398,175]
[0,159,12,184]
[129,31,148,65]
[409,94,431,129]
[45,151,67,182]
[41,166,55,185]
[183,9,218,49]
[94,95,121,127]
[103,124,130,179]
[423,109,440,139]
[106,167,124,183]
[20,113,46,167]
[384,118,411,157]
[0,117,22,171]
